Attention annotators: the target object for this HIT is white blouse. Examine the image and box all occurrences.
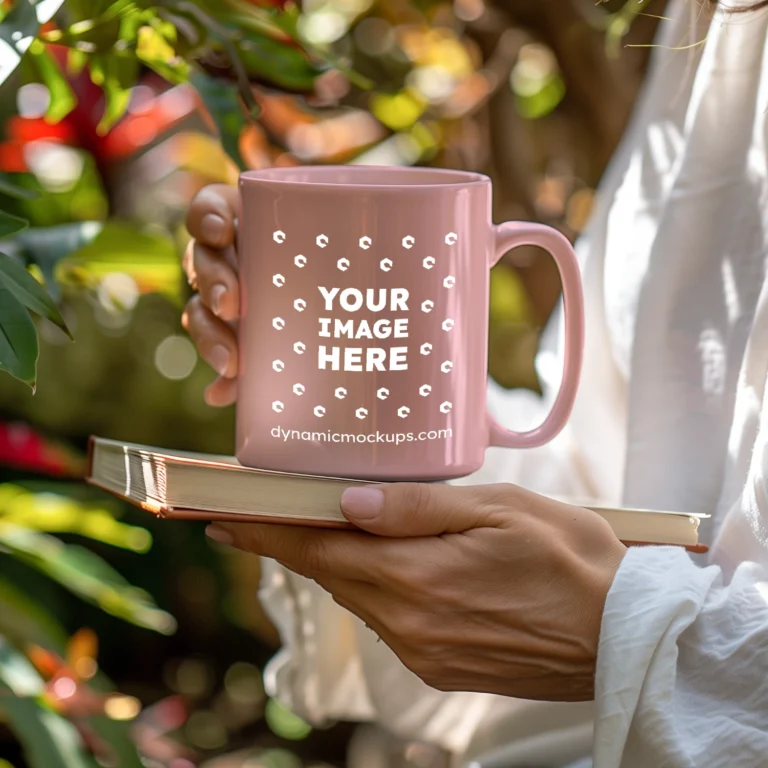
[258,2,768,765]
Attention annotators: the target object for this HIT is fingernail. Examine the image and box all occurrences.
[201,213,225,245]
[341,487,384,520]
[204,382,219,407]
[210,284,227,316]
[208,345,230,377]
[206,525,234,545]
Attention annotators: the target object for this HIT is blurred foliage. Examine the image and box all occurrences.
[0,0,342,388]
[0,0,670,765]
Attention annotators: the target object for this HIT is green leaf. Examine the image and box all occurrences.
[0,253,72,339]
[0,523,177,635]
[64,0,118,22]
[0,0,39,88]
[0,285,38,386]
[66,47,87,75]
[0,696,97,768]
[116,7,154,48]
[0,636,42,697]
[56,222,181,301]
[0,484,152,553]
[0,210,29,238]
[191,71,247,171]
[0,174,38,201]
[0,577,68,653]
[0,587,143,768]
[195,0,291,39]
[237,31,326,93]
[87,717,143,768]
[0,638,96,768]
[89,54,139,135]
[153,8,203,58]
[135,21,189,84]
[49,0,130,51]
[27,39,77,123]
[14,222,104,298]
[206,2,370,90]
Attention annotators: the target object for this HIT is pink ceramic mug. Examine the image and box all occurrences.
[236,166,583,481]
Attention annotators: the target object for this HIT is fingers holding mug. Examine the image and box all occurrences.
[186,184,239,249]
[203,375,237,407]
[183,239,240,322]
[182,294,238,406]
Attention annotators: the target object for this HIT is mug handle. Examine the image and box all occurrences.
[486,222,585,450]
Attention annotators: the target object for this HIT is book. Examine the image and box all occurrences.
[86,437,708,552]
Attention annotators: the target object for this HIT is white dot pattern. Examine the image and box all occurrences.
[270,230,458,420]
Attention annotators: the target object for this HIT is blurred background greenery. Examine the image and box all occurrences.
[0,0,667,765]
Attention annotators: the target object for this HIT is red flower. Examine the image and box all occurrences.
[0,421,85,477]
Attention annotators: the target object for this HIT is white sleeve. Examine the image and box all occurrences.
[594,536,768,766]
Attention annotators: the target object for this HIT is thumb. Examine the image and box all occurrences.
[340,482,498,537]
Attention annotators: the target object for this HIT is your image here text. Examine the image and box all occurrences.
[316,286,413,372]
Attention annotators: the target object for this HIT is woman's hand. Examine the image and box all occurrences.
[182,184,240,406]
[206,482,627,702]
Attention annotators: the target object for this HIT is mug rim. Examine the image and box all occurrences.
[240,164,490,190]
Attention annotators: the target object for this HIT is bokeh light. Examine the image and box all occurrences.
[24,141,85,192]
[104,694,142,720]
[16,83,50,118]
[185,709,227,750]
[224,662,265,707]
[98,273,140,312]
[265,698,312,741]
[154,334,197,380]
